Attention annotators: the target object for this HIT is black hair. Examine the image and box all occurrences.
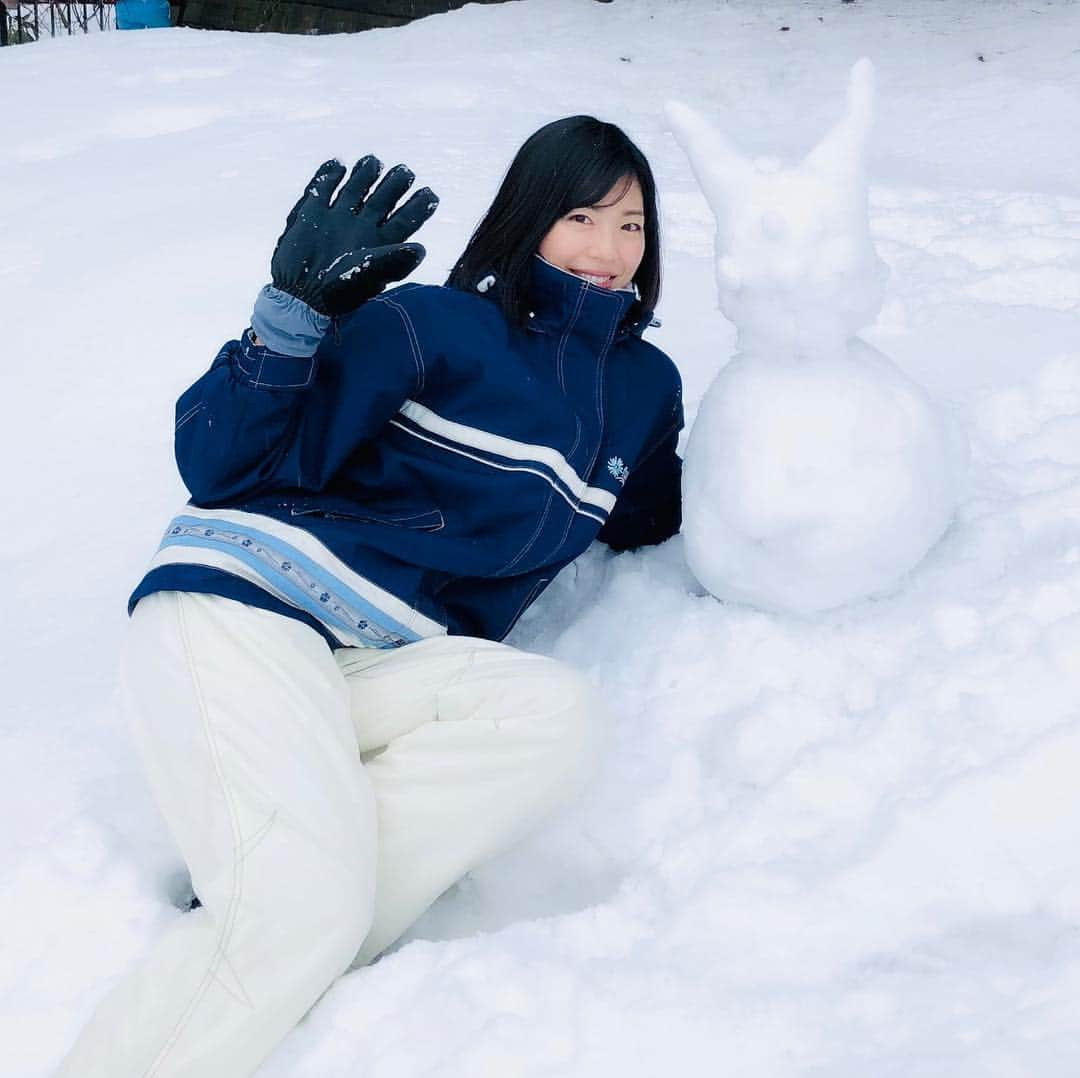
[446,115,661,327]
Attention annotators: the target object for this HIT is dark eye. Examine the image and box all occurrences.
[567,213,591,224]
[623,222,643,232]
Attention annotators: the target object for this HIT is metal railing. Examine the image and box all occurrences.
[1,1,116,45]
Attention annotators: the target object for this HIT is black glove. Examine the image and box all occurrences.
[270,156,438,317]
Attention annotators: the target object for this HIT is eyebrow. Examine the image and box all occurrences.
[587,203,644,215]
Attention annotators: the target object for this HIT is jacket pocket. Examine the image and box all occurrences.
[290,503,444,532]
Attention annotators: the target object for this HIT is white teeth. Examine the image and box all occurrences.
[578,272,613,285]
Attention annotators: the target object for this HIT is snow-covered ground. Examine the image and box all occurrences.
[3,1,1080,1073]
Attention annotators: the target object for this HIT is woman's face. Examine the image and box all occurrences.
[538,176,645,291]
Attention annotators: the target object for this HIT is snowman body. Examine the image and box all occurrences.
[668,61,965,614]
[682,338,961,614]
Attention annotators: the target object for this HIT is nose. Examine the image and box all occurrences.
[586,227,620,266]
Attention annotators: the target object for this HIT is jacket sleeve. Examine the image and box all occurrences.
[597,389,684,553]
[174,296,424,505]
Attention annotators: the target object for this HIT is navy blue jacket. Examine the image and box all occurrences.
[130,257,683,647]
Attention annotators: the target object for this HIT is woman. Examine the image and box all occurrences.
[60,115,683,1077]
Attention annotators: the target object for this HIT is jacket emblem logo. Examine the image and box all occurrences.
[607,456,630,486]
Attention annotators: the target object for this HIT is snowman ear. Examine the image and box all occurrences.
[803,57,876,181]
[665,100,751,217]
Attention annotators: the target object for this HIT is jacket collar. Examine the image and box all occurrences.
[474,255,654,341]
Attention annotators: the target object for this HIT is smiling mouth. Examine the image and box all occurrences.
[573,271,617,288]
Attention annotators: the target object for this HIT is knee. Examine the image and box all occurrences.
[548,661,606,724]
[257,792,377,967]
[213,827,375,977]
[285,853,374,965]
[526,658,611,785]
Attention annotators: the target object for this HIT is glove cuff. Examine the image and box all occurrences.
[251,284,331,358]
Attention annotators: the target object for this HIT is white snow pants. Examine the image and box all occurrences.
[57,591,606,1078]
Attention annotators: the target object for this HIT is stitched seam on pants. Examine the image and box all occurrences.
[143,595,249,1078]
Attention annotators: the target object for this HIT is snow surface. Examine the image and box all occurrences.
[3,1,1080,1074]
[671,61,967,613]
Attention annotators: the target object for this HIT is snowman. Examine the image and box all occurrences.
[666,60,966,616]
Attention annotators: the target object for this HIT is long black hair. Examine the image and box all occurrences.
[446,115,661,327]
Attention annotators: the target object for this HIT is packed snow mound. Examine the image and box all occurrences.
[666,59,887,358]
[669,60,967,613]
[681,339,964,613]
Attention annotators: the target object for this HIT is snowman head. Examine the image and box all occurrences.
[667,59,887,359]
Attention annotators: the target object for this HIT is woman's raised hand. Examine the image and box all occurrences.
[270,156,439,317]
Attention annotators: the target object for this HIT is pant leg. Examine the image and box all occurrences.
[335,636,609,966]
[57,593,377,1078]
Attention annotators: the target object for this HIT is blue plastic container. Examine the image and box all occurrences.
[116,0,171,30]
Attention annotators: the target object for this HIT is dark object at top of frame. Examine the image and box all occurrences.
[176,0,514,35]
